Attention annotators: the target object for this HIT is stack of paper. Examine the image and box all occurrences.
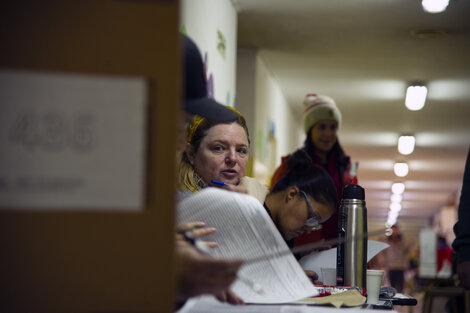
[177,187,318,304]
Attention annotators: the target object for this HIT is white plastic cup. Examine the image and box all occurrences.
[366,269,384,304]
[321,267,337,285]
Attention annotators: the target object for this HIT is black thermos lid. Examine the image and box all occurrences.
[342,184,365,200]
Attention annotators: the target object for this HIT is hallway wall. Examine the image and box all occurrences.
[181,0,238,107]
[181,0,303,184]
[237,49,303,184]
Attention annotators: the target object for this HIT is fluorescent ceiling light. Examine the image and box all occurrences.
[386,210,399,227]
[391,194,403,203]
[390,202,402,212]
[394,162,409,177]
[405,85,427,111]
[386,218,397,229]
[391,183,405,194]
[387,218,397,228]
[398,135,415,155]
[422,0,449,13]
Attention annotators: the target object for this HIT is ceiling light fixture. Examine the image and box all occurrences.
[391,182,405,195]
[386,211,399,228]
[390,202,402,212]
[394,162,409,177]
[405,83,427,111]
[391,194,403,203]
[398,135,416,155]
[422,0,449,13]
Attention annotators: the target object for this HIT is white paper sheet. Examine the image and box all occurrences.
[298,240,389,282]
[177,187,318,304]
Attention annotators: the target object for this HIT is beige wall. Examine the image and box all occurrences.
[181,1,304,184]
[237,48,303,184]
[181,0,238,107]
[236,48,257,175]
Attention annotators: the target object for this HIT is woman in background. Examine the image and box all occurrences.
[271,93,353,246]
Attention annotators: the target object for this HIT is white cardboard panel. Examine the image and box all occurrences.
[0,70,147,211]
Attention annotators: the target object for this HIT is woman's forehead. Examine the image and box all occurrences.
[203,123,249,143]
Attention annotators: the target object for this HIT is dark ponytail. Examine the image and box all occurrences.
[271,149,337,210]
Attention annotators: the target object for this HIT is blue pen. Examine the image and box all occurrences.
[211,179,228,186]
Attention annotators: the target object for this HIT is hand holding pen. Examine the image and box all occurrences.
[177,221,218,251]
[175,233,245,304]
[178,221,264,296]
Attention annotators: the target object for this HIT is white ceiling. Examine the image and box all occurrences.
[234,0,470,235]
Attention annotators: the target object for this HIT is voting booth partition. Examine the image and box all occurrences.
[0,1,180,312]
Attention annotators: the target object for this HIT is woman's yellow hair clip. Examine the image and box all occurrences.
[186,115,205,143]
[186,106,242,143]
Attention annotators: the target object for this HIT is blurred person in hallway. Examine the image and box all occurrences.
[436,235,453,278]
[270,93,353,248]
[434,192,458,247]
[380,224,411,293]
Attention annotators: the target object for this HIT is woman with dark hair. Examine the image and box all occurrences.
[270,93,353,246]
[265,149,338,246]
[265,149,337,284]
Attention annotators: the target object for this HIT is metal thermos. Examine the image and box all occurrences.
[336,184,367,288]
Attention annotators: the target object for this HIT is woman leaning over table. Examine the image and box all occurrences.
[265,149,337,246]
[264,149,338,284]
[270,93,353,246]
